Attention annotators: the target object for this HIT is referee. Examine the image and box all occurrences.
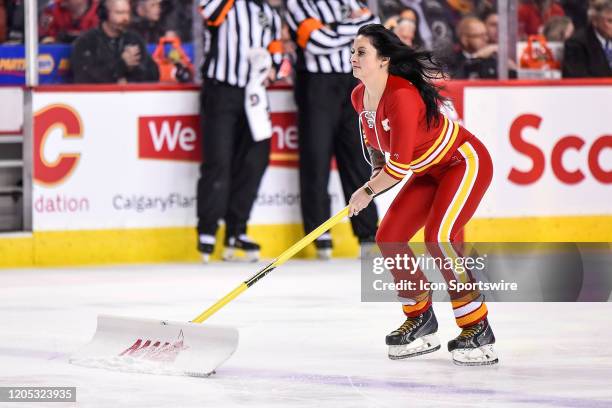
[286,0,379,259]
[197,0,282,263]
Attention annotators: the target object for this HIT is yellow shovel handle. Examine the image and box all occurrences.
[191,206,350,323]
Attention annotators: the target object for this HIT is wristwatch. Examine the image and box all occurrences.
[364,183,375,196]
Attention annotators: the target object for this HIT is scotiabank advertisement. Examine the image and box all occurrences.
[463,85,611,218]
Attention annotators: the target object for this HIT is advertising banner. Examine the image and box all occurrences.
[464,85,612,218]
[0,44,194,85]
[31,82,612,232]
[31,87,351,230]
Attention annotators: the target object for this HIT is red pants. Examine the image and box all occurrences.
[376,137,493,328]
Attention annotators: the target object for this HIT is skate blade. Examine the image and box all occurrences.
[201,253,211,264]
[388,334,441,360]
[222,248,259,263]
[452,344,499,366]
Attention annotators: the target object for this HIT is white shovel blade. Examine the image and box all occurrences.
[70,315,238,377]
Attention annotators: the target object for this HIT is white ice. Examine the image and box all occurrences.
[1,260,611,407]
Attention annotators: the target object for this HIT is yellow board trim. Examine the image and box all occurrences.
[1,216,611,267]
[0,221,361,267]
[465,216,612,242]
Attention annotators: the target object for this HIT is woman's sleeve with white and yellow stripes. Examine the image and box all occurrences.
[383,89,419,180]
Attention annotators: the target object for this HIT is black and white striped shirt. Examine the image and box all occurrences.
[285,0,378,74]
[200,0,283,87]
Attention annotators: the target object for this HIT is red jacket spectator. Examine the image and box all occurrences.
[39,0,99,43]
[0,0,7,43]
[519,0,565,38]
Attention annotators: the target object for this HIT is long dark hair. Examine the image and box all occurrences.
[357,23,446,129]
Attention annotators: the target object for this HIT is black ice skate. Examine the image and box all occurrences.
[448,318,498,366]
[315,236,332,260]
[223,235,260,262]
[386,308,440,359]
[198,234,215,264]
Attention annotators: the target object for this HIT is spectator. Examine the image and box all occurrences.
[448,16,499,79]
[39,0,99,43]
[475,0,496,16]
[562,0,612,77]
[160,0,190,41]
[71,0,159,83]
[130,0,170,43]
[481,8,498,44]
[391,0,493,56]
[389,7,425,48]
[519,0,566,38]
[560,0,589,31]
[543,15,574,41]
[1,0,6,43]
[394,16,418,47]
[5,0,19,42]
[4,0,50,42]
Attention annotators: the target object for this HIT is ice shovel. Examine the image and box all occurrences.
[70,207,350,377]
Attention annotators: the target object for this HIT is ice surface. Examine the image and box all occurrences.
[1,260,611,407]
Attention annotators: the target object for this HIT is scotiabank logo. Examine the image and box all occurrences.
[139,115,201,162]
[34,104,83,186]
[509,114,611,185]
[270,112,299,167]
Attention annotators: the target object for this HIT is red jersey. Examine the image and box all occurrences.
[351,75,473,180]
[39,0,99,43]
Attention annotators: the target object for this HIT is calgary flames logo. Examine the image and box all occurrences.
[34,104,83,186]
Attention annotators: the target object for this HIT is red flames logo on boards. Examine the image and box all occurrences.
[34,104,83,185]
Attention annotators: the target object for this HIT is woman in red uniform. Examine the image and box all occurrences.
[348,24,498,366]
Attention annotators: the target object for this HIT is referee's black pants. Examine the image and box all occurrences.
[197,80,270,239]
[294,72,378,242]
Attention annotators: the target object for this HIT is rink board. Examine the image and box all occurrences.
[1,80,611,266]
[2,215,612,267]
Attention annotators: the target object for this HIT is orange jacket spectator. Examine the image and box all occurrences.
[0,0,7,43]
[519,0,565,38]
[39,0,99,43]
